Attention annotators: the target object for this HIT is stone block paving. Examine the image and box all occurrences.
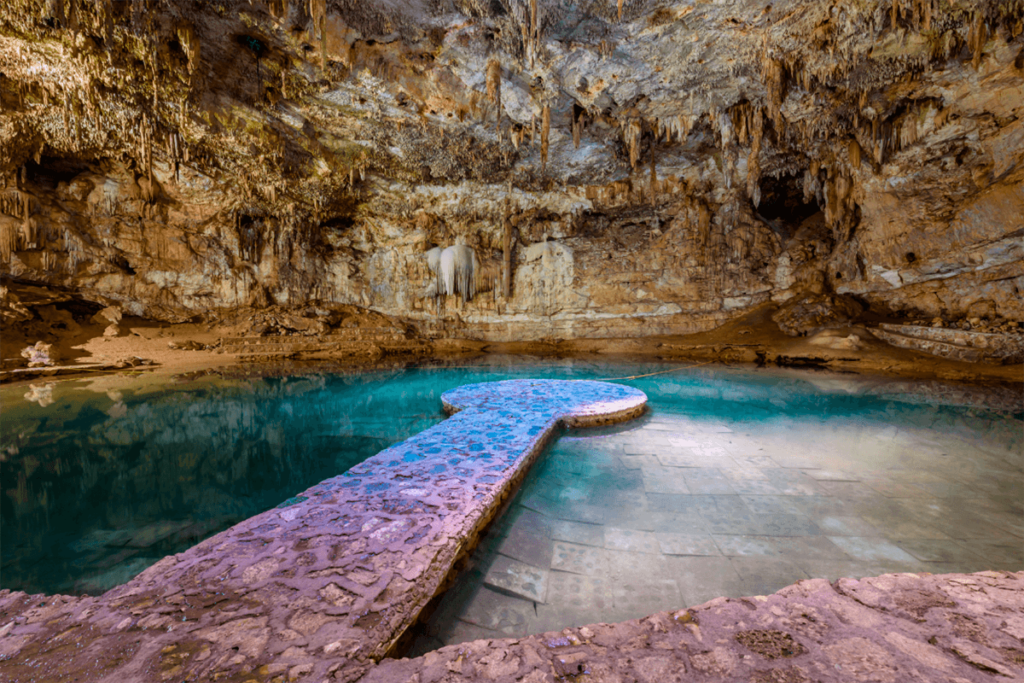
[417,408,1023,653]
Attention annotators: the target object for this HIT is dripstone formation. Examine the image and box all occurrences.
[1,0,1021,343]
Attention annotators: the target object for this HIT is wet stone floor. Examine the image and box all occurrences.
[409,409,1024,654]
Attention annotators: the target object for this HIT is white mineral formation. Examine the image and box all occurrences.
[427,245,480,303]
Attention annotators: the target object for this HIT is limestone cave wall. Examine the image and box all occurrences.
[1,0,1022,341]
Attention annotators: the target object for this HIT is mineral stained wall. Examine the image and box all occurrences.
[1,0,1022,341]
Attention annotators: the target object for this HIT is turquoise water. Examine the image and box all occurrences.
[1,360,1020,600]
[401,364,1022,653]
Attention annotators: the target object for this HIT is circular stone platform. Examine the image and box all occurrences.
[441,379,648,427]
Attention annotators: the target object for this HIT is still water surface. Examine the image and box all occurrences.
[1,360,1020,602]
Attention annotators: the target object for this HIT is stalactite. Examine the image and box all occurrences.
[898,112,918,149]
[622,118,642,170]
[428,245,478,303]
[510,126,525,150]
[541,104,550,171]
[760,49,787,130]
[144,115,153,192]
[530,0,540,66]
[1,219,17,263]
[968,11,987,70]
[697,203,711,251]
[617,0,624,22]
[649,145,657,203]
[486,58,501,132]
[746,148,761,207]
[177,24,201,83]
[309,0,327,70]
[849,139,862,169]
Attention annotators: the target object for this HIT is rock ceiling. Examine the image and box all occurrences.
[0,0,1022,339]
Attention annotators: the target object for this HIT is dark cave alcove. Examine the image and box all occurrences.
[25,157,94,190]
[237,214,265,264]
[757,173,820,224]
[756,172,821,240]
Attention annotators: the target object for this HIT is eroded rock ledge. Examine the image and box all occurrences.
[2,571,1022,682]
[367,571,1024,683]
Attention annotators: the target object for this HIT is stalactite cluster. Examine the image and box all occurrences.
[0,0,1022,334]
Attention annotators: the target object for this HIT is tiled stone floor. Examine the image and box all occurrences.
[410,410,1024,653]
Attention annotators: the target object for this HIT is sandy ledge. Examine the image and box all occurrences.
[2,303,1022,387]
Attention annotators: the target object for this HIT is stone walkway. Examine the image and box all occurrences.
[0,380,647,682]
[1,379,1021,682]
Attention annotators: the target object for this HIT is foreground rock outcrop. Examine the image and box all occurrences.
[368,571,1024,683]
[3,571,1022,682]
[1,0,1022,344]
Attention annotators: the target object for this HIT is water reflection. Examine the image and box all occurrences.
[0,372,448,596]
[23,383,55,407]
[1,360,1020,600]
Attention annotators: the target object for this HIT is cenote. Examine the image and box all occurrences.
[1,360,1021,647]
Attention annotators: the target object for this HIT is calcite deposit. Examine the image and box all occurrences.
[1,0,1022,348]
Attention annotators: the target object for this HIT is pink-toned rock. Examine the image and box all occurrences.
[20,340,57,367]
[364,571,1024,683]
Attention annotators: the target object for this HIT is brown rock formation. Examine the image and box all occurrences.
[0,0,1021,344]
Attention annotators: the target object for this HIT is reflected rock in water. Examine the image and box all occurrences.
[24,382,55,407]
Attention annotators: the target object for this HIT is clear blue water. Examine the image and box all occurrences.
[1,359,1020,600]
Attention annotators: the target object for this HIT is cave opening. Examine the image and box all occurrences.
[25,157,93,190]
[757,173,819,224]
[237,214,264,264]
[110,253,135,275]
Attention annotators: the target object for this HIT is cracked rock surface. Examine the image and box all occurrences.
[366,571,1024,683]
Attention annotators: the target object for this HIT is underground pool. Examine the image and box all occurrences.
[1,359,1021,661]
